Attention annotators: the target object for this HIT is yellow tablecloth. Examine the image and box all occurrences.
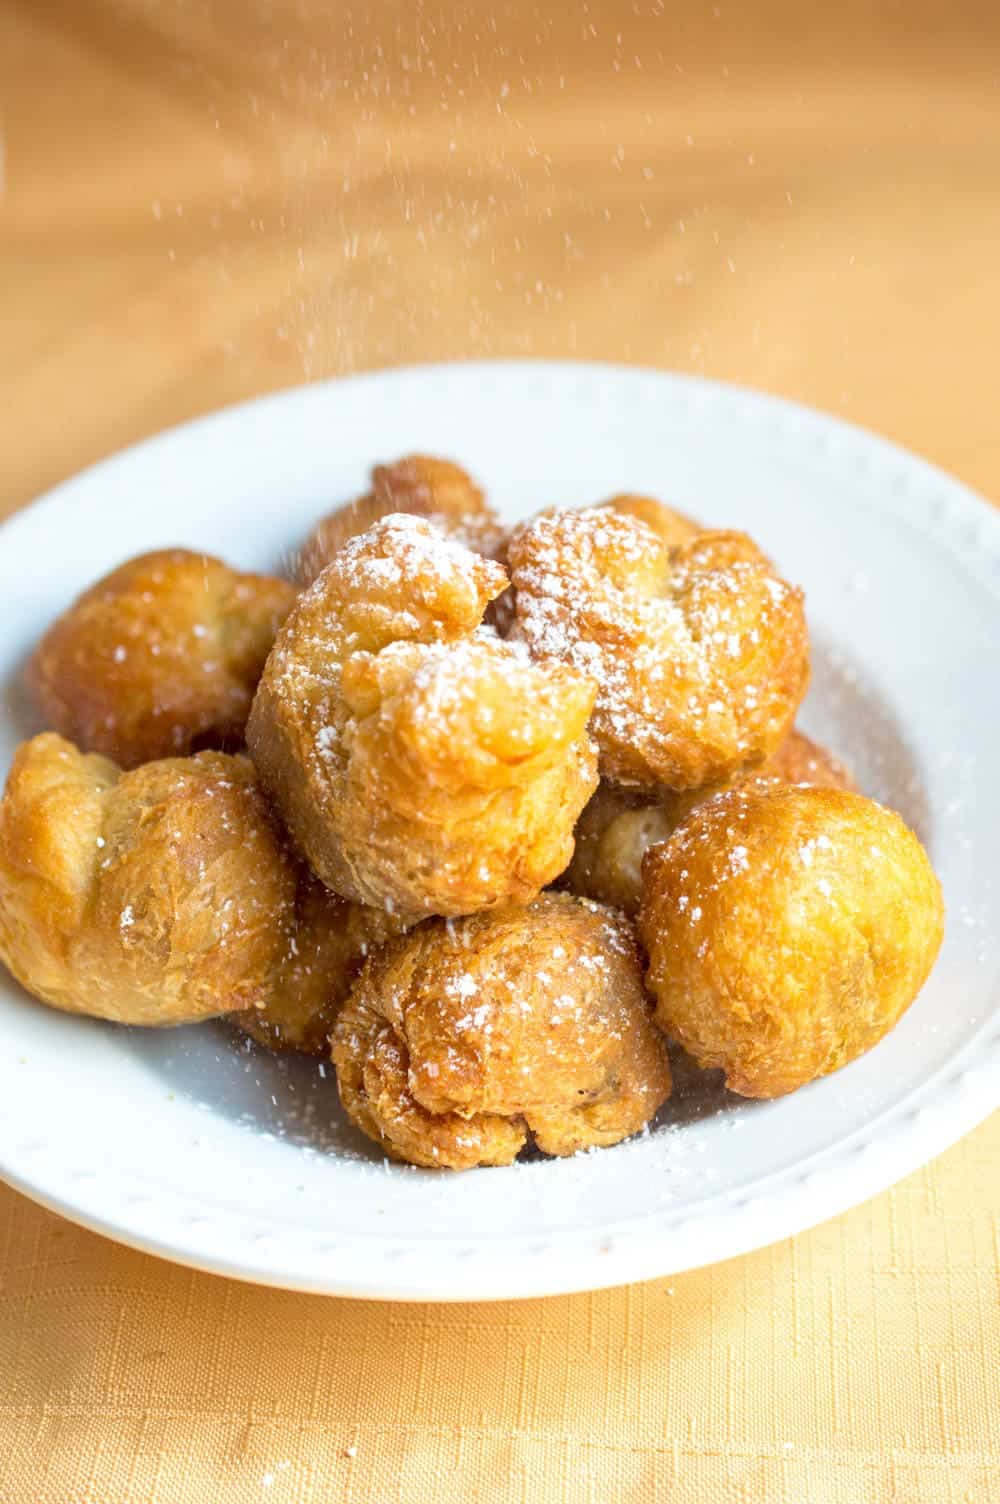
[1,4,998,1500]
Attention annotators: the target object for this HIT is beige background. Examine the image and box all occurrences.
[1,3,998,1501]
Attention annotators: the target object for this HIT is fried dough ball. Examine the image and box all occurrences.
[598,494,701,547]
[298,455,506,585]
[333,892,672,1169]
[507,509,810,790]
[564,728,855,916]
[639,786,945,1098]
[766,728,855,790]
[27,550,296,769]
[230,882,406,1055]
[248,514,599,923]
[488,495,700,639]
[0,735,304,1026]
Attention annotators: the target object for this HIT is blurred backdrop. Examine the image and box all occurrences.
[2,0,1000,513]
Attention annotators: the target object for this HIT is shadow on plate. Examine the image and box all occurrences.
[805,630,931,841]
[112,1016,752,1167]
[112,1018,381,1159]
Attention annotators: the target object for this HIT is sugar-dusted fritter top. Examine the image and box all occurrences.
[297,455,506,585]
[248,514,598,923]
[507,508,810,790]
[598,493,701,548]
[333,891,672,1169]
[639,785,944,1098]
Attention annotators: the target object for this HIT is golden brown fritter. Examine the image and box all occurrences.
[27,549,296,769]
[598,494,701,547]
[230,882,406,1055]
[766,728,856,790]
[507,509,810,790]
[248,514,599,923]
[0,735,299,1025]
[333,892,672,1169]
[297,454,506,585]
[564,728,855,916]
[488,495,700,639]
[639,786,944,1098]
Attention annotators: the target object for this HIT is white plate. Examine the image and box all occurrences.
[1,363,998,1301]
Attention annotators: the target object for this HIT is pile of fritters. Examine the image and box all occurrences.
[0,455,944,1169]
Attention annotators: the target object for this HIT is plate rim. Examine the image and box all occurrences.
[1,359,998,1301]
[0,1055,994,1302]
[5,357,1000,539]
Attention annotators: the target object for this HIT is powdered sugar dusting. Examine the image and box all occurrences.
[507,507,806,784]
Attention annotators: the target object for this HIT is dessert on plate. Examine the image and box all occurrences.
[0,454,944,1169]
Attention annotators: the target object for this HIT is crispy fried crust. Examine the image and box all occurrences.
[26,549,296,769]
[766,728,855,789]
[564,728,855,916]
[333,892,672,1168]
[490,495,700,638]
[247,515,599,923]
[297,455,506,585]
[598,494,701,547]
[230,883,407,1054]
[0,735,299,1025]
[507,509,810,790]
[639,786,944,1098]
